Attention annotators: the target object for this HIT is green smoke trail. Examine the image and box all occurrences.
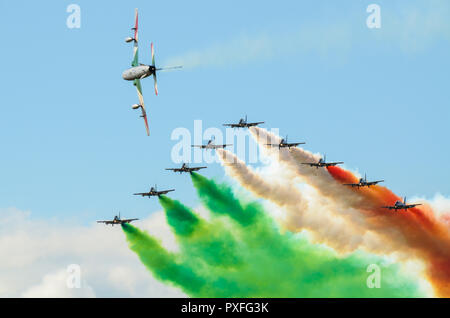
[121,223,205,294]
[158,195,242,268]
[158,195,200,236]
[122,175,427,297]
[190,172,258,226]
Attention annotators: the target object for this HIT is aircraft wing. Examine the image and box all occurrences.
[247,122,265,126]
[159,189,175,195]
[133,192,148,196]
[165,168,179,171]
[191,145,205,148]
[301,163,317,166]
[97,220,113,224]
[191,167,207,171]
[343,183,359,187]
[366,180,384,186]
[134,79,150,136]
[381,206,395,210]
[131,8,139,67]
[326,162,344,166]
[129,10,149,136]
[288,142,305,147]
[405,204,422,209]
[122,218,139,223]
[223,124,236,127]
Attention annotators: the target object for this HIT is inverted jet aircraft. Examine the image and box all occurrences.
[266,136,305,149]
[166,163,207,174]
[133,185,175,198]
[192,138,232,150]
[382,197,422,211]
[223,115,264,128]
[122,8,182,135]
[343,174,384,188]
[97,213,138,226]
[301,155,343,168]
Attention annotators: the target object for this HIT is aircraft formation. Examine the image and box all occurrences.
[98,8,421,226]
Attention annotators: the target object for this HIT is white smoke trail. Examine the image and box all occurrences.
[249,127,444,244]
[216,148,302,207]
[216,148,402,255]
[410,193,450,230]
[215,132,447,295]
[246,127,430,258]
[249,127,367,209]
[255,128,450,281]
[164,1,450,70]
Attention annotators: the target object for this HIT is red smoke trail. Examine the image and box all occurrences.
[327,165,450,297]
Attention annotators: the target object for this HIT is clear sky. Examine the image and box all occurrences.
[1,0,449,225]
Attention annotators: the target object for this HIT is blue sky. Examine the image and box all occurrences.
[1,0,449,224]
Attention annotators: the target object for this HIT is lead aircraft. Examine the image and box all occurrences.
[122,8,182,135]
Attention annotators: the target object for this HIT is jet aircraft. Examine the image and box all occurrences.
[343,174,384,188]
[133,185,175,198]
[381,197,422,211]
[165,163,207,174]
[223,115,264,128]
[122,8,181,135]
[301,155,344,168]
[97,213,138,226]
[266,136,305,149]
[192,138,232,150]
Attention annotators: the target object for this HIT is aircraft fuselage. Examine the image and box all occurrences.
[122,65,156,81]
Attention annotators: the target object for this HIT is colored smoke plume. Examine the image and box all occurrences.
[122,175,426,297]
[248,126,450,297]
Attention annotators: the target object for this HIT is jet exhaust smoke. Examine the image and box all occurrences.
[247,126,450,297]
[215,148,393,254]
[122,176,427,297]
